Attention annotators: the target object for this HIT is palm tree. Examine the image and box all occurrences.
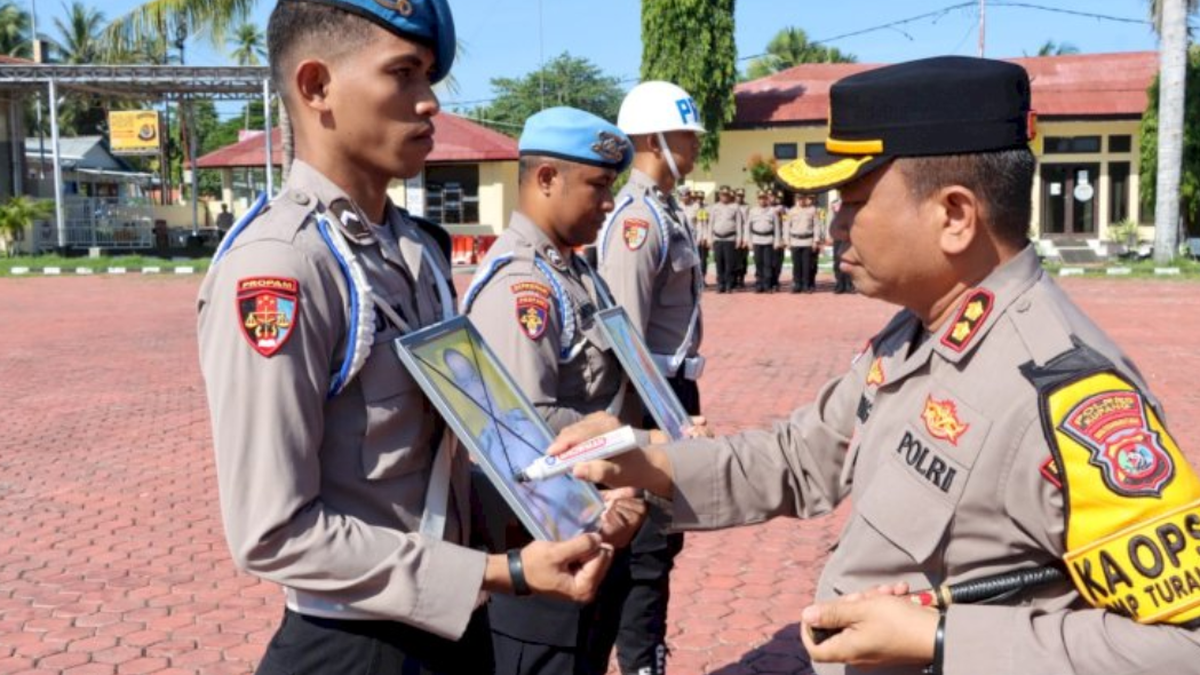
[0,0,30,58]
[1034,40,1080,56]
[102,0,255,57]
[1149,0,1196,262]
[745,27,856,81]
[228,22,264,66]
[49,1,105,64]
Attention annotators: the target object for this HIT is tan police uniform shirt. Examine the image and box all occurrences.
[707,201,742,246]
[197,160,486,640]
[746,205,782,247]
[682,201,707,245]
[463,211,625,433]
[660,246,1200,674]
[598,168,704,362]
[785,204,823,248]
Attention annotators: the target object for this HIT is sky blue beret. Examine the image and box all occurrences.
[289,0,456,84]
[518,107,633,172]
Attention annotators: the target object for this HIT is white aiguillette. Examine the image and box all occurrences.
[515,426,639,483]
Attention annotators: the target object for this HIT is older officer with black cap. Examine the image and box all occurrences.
[197,3,613,673]
[556,55,1200,675]
[463,107,649,674]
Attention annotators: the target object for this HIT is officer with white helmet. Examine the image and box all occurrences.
[596,80,705,675]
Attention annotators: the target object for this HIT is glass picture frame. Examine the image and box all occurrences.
[594,306,693,442]
[393,316,606,541]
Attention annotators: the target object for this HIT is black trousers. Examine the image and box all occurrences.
[712,240,737,291]
[752,244,774,291]
[257,608,494,675]
[791,246,815,291]
[600,373,698,675]
[833,240,854,293]
[770,247,784,289]
[733,246,748,284]
[697,243,709,283]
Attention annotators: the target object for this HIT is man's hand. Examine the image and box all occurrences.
[548,415,676,498]
[597,487,647,548]
[547,412,622,455]
[685,415,714,439]
[799,595,938,668]
[483,533,612,603]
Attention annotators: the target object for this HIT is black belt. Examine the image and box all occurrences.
[751,230,774,236]
[714,234,736,240]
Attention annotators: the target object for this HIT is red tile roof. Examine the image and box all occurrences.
[194,111,518,168]
[732,51,1159,128]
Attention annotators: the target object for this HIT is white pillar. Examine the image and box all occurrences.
[263,78,274,197]
[48,78,65,250]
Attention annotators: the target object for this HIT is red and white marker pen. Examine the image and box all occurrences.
[514,426,638,482]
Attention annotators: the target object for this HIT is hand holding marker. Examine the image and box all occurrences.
[515,426,639,482]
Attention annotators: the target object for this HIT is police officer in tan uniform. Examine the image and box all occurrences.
[462,107,647,675]
[785,193,823,293]
[597,80,706,675]
[707,186,742,294]
[197,3,612,672]
[732,187,750,288]
[746,191,782,293]
[680,189,709,286]
[558,56,1200,675]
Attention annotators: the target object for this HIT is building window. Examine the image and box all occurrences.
[1109,162,1131,224]
[425,165,480,225]
[774,143,798,160]
[1044,136,1101,154]
[804,142,827,158]
[1108,135,1132,153]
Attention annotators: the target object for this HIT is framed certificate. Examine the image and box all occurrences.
[595,307,693,442]
[393,316,606,541]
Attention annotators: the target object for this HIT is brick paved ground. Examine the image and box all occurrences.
[1,272,1198,675]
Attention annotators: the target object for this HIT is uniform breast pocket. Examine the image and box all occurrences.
[856,457,957,566]
[357,339,433,481]
[669,238,700,273]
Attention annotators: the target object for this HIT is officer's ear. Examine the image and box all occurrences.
[294,58,334,113]
[933,185,981,256]
[535,162,561,196]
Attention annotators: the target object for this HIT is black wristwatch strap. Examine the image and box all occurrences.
[507,549,532,596]
[922,611,947,675]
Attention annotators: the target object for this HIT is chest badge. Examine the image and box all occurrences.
[238,277,300,357]
[623,218,649,250]
[922,395,970,446]
[516,295,550,341]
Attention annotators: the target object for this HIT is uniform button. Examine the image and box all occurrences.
[1015,298,1031,312]
[289,191,311,206]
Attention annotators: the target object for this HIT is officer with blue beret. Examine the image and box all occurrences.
[463,107,650,675]
[198,3,615,673]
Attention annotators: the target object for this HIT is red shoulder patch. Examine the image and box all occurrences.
[515,295,550,340]
[510,281,552,298]
[623,218,649,250]
[237,277,300,357]
[940,289,994,352]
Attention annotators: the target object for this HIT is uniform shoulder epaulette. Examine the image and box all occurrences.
[213,191,314,265]
[407,214,452,263]
[1021,340,1200,627]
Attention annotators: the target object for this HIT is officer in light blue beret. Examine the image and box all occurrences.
[463,108,649,675]
[200,3,620,674]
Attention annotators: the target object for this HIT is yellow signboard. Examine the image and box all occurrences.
[108,110,161,155]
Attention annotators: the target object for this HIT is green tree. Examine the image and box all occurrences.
[228,21,265,66]
[48,1,105,64]
[0,0,30,57]
[1140,45,1200,237]
[641,0,738,166]
[102,0,254,57]
[744,27,856,81]
[1033,40,1080,56]
[476,53,623,137]
[0,196,53,256]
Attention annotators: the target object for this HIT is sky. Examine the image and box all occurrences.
[33,0,1167,121]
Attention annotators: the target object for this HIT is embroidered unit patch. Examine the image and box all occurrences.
[921,395,970,446]
[238,276,299,357]
[623,218,649,250]
[516,295,550,340]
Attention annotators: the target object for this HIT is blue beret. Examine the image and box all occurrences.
[288,0,456,84]
[518,107,632,172]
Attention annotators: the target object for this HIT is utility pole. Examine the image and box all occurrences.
[978,0,986,58]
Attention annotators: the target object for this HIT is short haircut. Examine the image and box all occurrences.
[268,0,377,103]
[518,155,573,186]
[896,148,1035,248]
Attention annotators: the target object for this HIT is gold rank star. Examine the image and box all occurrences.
[951,321,971,342]
[963,300,985,322]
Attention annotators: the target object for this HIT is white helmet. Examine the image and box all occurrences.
[618,81,706,136]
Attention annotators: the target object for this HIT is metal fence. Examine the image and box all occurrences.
[33,197,155,251]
